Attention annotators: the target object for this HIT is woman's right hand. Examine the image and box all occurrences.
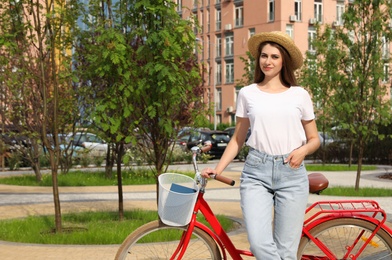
[201,167,217,179]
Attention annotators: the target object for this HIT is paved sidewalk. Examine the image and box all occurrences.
[0,163,391,260]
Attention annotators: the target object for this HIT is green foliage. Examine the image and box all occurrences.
[299,0,392,188]
[7,153,21,170]
[199,153,213,163]
[236,51,255,87]
[237,145,250,161]
[74,0,205,176]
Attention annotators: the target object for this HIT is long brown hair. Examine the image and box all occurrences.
[253,41,297,87]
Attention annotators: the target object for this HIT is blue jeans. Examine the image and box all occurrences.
[240,148,309,260]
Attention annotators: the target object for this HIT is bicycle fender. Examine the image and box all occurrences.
[303,213,389,231]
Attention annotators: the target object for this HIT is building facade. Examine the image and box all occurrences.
[177,0,391,127]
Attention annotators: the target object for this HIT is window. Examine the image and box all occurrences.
[199,11,204,34]
[217,114,222,125]
[216,88,222,111]
[268,0,275,22]
[207,36,211,59]
[206,88,211,109]
[336,1,344,25]
[383,63,389,83]
[249,28,255,38]
[382,36,389,60]
[216,9,221,31]
[308,28,316,52]
[198,37,204,60]
[286,24,294,38]
[207,62,211,85]
[235,6,244,27]
[216,36,221,58]
[314,0,323,22]
[216,62,222,85]
[294,0,302,21]
[225,35,234,56]
[235,86,241,109]
[225,61,234,84]
[206,10,210,33]
[176,0,182,12]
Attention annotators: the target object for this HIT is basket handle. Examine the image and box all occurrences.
[211,174,235,186]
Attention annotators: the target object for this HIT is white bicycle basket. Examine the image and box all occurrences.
[158,173,199,226]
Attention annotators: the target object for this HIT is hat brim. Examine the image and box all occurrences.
[248,31,303,70]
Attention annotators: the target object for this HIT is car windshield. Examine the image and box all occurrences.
[211,133,230,142]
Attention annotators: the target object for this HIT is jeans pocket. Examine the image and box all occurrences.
[244,152,263,168]
[287,162,305,171]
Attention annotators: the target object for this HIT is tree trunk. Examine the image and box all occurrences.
[349,140,354,167]
[30,140,42,182]
[355,141,364,191]
[50,154,62,232]
[105,144,114,178]
[116,143,124,221]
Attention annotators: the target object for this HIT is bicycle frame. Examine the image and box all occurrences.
[175,188,253,260]
[169,146,392,260]
[175,192,392,260]
[301,200,392,259]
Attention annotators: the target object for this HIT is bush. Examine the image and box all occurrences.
[7,152,22,170]
[237,145,249,161]
[93,156,105,167]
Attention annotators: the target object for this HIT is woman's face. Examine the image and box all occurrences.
[259,43,283,77]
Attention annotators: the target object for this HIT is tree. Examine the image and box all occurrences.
[0,0,81,231]
[299,25,347,164]
[73,0,205,219]
[236,51,255,88]
[300,0,392,190]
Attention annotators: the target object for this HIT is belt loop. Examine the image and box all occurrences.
[262,153,267,163]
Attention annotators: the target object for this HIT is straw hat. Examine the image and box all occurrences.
[248,31,303,70]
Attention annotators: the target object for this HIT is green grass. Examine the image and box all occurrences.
[0,210,234,244]
[320,186,392,197]
[0,168,160,186]
[306,164,377,171]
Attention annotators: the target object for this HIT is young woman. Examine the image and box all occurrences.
[201,31,320,259]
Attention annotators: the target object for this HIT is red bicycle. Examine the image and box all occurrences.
[115,146,392,259]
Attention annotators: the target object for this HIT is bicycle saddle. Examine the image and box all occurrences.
[308,172,329,195]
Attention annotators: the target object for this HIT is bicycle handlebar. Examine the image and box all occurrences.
[211,174,235,186]
[191,144,236,186]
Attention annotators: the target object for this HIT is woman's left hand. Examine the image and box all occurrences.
[284,148,306,168]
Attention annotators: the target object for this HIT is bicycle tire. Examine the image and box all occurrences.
[298,217,392,260]
[115,220,221,260]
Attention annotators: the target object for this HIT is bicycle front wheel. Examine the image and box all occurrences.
[115,220,221,260]
[298,218,392,260]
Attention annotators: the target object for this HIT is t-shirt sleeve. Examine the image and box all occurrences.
[302,89,316,121]
[235,87,249,118]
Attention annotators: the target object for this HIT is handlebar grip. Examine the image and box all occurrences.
[212,174,235,186]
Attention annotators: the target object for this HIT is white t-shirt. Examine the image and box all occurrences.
[236,84,315,155]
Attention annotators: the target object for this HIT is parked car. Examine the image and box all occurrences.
[175,133,191,151]
[65,132,108,157]
[224,126,251,142]
[184,129,230,159]
[318,132,335,147]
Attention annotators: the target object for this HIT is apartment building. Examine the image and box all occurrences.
[177,0,384,126]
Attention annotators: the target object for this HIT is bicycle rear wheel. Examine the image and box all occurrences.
[115,220,221,260]
[298,218,392,260]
